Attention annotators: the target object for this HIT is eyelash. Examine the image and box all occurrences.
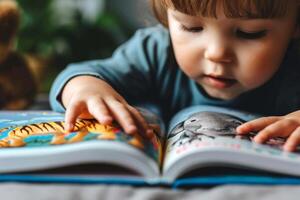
[180,24,267,40]
[236,30,267,40]
[180,24,203,33]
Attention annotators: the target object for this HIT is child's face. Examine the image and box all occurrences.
[167,3,299,100]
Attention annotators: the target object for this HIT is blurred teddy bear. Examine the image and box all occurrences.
[0,0,37,110]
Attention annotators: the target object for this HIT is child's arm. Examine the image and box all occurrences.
[49,26,170,136]
[236,110,300,152]
[61,75,151,136]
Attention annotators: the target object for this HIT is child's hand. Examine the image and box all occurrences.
[236,111,300,152]
[62,76,151,137]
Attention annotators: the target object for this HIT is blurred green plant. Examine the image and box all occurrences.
[15,0,133,91]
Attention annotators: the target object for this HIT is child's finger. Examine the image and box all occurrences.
[65,100,86,132]
[127,105,150,137]
[253,120,298,143]
[236,116,280,134]
[283,127,300,152]
[105,99,137,134]
[87,98,113,125]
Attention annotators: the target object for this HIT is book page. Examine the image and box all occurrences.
[161,106,300,182]
[0,110,163,179]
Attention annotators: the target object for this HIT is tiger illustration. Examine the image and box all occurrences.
[0,119,146,149]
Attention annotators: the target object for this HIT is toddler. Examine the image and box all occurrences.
[50,0,300,151]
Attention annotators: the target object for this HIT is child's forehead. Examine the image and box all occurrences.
[164,0,289,19]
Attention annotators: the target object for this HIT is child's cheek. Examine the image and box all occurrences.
[238,56,281,90]
[176,53,202,79]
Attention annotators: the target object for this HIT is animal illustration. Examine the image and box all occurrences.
[0,119,146,149]
[167,112,255,149]
[167,111,290,151]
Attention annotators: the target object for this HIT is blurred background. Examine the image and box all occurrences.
[16,0,157,95]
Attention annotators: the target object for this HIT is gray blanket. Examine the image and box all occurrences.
[0,184,299,200]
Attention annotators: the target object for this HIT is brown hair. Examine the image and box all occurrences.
[0,0,20,44]
[150,0,295,27]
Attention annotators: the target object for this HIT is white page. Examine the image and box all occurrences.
[162,106,300,182]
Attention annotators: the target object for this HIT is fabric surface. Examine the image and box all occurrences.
[0,184,299,200]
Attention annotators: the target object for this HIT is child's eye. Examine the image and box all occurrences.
[180,24,203,33]
[236,30,267,40]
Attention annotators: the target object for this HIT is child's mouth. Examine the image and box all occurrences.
[204,75,237,89]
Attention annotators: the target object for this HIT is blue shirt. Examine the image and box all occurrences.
[50,25,300,124]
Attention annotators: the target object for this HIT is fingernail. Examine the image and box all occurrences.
[253,137,262,143]
[65,123,73,132]
[101,116,113,124]
[236,126,246,133]
[127,125,137,134]
[146,129,154,138]
[283,145,293,152]
[236,127,242,134]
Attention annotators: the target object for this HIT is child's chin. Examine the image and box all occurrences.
[205,89,242,101]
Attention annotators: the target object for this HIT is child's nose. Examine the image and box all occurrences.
[204,40,233,63]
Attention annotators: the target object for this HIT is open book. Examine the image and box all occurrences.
[1,105,300,187]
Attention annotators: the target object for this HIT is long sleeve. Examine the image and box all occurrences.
[49,25,170,112]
